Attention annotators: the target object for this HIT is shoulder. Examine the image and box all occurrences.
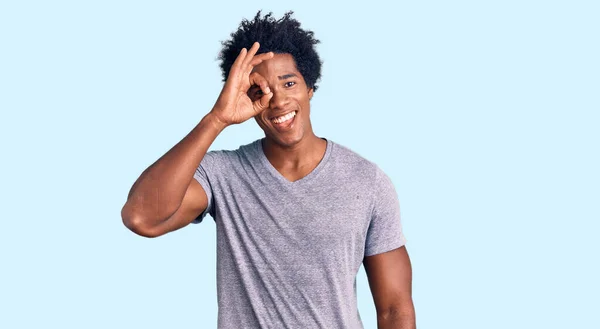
[201,139,261,169]
[329,139,397,191]
[329,140,382,180]
[327,139,397,205]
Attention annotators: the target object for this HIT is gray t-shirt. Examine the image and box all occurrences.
[193,138,406,329]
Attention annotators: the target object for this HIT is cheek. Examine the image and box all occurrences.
[254,115,269,129]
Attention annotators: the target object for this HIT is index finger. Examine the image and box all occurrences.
[245,52,275,75]
[249,72,271,95]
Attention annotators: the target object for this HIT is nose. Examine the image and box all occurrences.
[269,89,290,110]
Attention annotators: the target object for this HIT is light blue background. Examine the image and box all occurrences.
[1,1,598,328]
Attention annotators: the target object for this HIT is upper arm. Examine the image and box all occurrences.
[364,168,406,257]
[137,178,209,237]
[363,246,414,314]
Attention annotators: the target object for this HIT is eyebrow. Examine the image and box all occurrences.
[277,73,297,80]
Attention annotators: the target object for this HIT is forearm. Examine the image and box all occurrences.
[377,304,416,329]
[122,112,226,224]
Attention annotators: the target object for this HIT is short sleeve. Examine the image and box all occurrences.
[364,168,407,256]
[191,151,219,224]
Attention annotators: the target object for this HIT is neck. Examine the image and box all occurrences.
[262,133,327,170]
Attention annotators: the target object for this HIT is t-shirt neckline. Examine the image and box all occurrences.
[256,137,333,186]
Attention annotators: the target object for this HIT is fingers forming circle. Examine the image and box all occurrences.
[249,72,271,95]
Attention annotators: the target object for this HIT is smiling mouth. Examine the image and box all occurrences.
[270,111,297,124]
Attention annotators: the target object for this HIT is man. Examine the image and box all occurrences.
[121,11,416,329]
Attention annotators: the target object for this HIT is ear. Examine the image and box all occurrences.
[308,88,314,100]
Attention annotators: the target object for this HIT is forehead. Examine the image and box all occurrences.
[252,53,303,79]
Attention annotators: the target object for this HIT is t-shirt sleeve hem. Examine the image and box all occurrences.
[364,234,407,257]
[191,168,213,224]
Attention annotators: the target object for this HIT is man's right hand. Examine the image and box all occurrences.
[122,43,275,238]
[211,42,274,127]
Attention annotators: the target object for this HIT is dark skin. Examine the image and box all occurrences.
[248,52,327,182]
[121,42,415,328]
[365,246,416,329]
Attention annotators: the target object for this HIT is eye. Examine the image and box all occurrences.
[284,81,296,88]
[248,87,263,100]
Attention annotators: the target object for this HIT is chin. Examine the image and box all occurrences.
[266,129,305,148]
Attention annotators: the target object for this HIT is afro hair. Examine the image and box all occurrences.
[218,11,322,91]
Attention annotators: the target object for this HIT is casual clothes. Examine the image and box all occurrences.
[193,138,406,329]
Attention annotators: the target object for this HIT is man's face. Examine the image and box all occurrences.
[249,53,314,148]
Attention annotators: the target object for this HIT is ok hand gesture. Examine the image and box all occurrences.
[211,42,274,126]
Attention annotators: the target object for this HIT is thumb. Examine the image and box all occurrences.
[253,91,272,113]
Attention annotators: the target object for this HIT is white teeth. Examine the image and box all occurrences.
[272,111,296,124]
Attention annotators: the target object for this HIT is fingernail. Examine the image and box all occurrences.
[265,87,271,94]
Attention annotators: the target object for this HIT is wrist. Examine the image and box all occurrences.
[204,112,229,132]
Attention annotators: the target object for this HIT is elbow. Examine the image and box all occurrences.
[121,205,162,238]
[377,302,416,328]
[378,306,415,320]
